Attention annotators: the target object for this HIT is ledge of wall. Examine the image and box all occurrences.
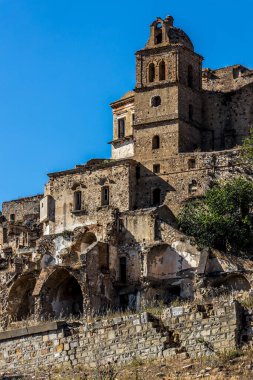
[0,321,66,342]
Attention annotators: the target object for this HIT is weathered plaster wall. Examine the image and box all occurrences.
[112,140,134,159]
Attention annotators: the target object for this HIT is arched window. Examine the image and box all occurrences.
[101,186,110,206]
[152,135,160,149]
[152,188,161,206]
[159,61,166,81]
[155,23,163,45]
[148,63,155,83]
[188,65,193,88]
[74,191,82,211]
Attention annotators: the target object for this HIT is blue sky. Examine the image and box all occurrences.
[0,0,252,206]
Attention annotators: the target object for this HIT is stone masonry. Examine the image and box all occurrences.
[0,301,244,375]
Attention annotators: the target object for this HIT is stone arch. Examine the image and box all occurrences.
[154,21,163,44]
[8,272,37,321]
[40,268,83,318]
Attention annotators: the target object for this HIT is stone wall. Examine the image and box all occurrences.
[162,301,242,357]
[135,149,239,214]
[0,301,244,376]
[43,160,136,236]
[2,195,43,223]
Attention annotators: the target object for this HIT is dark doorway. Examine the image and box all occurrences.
[119,257,127,283]
[41,269,83,318]
[119,294,129,310]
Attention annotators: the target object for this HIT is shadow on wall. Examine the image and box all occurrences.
[135,164,176,210]
[209,273,251,292]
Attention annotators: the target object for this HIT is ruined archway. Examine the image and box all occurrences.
[40,268,83,318]
[80,232,97,251]
[8,272,37,321]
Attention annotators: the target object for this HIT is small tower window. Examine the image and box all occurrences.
[152,188,161,206]
[155,23,163,45]
[74,191,82,211]
[188,65,194,88]
[153,164,160,174]
[102,186,110,206]
[148,63,155,83]
[132,113,135,125]
[189,104,194,122]
[159,61,166,81]
[151,96,161,107]
[10,214,15,222]
[188,159,196,169]
[152,135,160,149]
[118,118,125,139]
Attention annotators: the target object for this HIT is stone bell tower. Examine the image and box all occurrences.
[133,16,203,162]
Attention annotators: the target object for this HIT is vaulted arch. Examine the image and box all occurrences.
[40,268,83,318]
[8,272,37,321]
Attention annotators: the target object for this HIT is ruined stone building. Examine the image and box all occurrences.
[0,16,253,323]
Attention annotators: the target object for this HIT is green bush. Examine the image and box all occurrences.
[178,177,253,252]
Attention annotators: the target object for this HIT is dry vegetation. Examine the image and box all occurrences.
[10,348,253,380]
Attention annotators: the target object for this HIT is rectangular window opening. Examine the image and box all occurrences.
[188,159,196,169]
[102,186,110,206]
[118,118,125,139]
[153,164,160,174]
[74,191,82,211]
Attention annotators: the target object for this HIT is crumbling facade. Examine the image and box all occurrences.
[0,16,253,324]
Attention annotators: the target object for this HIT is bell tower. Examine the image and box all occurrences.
[133,16,203,162]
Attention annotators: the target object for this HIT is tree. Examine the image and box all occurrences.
[240,127,253,169]
[178,177,253,253]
